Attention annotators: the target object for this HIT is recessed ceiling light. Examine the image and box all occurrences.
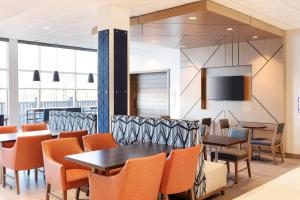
[252,35,259,39]
[43,26,51,30]
[226,27,233,31]
[189,17,197,20]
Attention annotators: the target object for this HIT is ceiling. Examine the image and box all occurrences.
[212,0,300,30]
[0,0,199,49]
[0,0,296,49]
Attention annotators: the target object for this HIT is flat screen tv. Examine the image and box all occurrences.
[206,76,245,101]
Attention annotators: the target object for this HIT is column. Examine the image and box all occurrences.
[8,39,19,126]
[96,6,129,132]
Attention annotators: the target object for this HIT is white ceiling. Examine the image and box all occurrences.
[0,0,198,49]
[212,0,300,30]
[0,0,299,49]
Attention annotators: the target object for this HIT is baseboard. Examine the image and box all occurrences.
[285,153,300,159]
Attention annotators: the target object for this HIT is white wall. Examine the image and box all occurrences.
[286,30,300,154]
[130,42,181,118]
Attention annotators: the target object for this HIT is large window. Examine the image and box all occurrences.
[0,41,9,117]
[18,43,97,124]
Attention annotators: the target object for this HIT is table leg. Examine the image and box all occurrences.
[214,145,218,162]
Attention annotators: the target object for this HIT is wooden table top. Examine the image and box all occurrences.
[0,130,58,143]
[239,123,267,129]
[201,135,247,147]
[65,143,175,172]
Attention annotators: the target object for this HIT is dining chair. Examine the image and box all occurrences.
[219,119,230,136]
[211,127,251,184]
[88,153,166,200]
[202,118,211,133]
[1,134,52,194]
[58,130,88,150]
[42,138,90,200]
[251,123,285,165]
[160,145,201,200]
[21,123,48,132]
[83,133,118,152]
[0,125,18,148]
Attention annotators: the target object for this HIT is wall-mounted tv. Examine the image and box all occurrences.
[206,76,246,101]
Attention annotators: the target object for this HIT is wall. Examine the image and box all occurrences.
[130,42,181,118]
[286,30,300,154]
[180,38,284,134]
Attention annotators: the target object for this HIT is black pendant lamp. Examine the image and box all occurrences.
[53,71,60,82]
[88,73,94,83]
[33,70,41,81]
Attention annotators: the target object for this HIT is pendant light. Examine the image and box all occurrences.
[88,73,94,83]
[33,41,41,81]
[52,44,60,82]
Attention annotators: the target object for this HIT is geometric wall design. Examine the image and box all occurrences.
[180,38,284,132]
[98,30,110,133]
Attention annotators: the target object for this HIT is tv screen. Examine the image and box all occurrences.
[207,76,245,101]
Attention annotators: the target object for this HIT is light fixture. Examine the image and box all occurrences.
[33,70,41,81]
[226,27,233,31]
[188,16,197,20]
[252,35,259,39]
[53,71,60,82]
[88,73,94,83]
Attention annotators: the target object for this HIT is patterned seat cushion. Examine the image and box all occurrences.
[251,138,280,146]
[211,149,248,161]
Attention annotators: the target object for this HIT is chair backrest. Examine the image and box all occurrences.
[83,133,118,152]
[42,138,87,170]
[272,123,285,145]
[0,125,17,134]
[58,130,88,150]
[160,145,201,194]
[201,118,211,127]
[15,134,52,170]
[228,127,250,151]
[22,123,48,132]
[219,119,229,136]
[199,125,207,136]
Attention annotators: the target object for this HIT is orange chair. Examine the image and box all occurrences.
[89,153,166,200]
[58,130,88,150]
[21,123,48,132]
[42,138,90,200]
[160,145,201,200]
[0,125,18,148]
[83,133,118,152]
[1,134,52,194]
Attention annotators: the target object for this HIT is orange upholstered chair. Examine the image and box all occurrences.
[21,123,48,132]
[160,145,201,200]
[83,133,118,152]
[0,125,18,148]
[1,134,52,194]
[58,130,88,150]
[89,153,166,200]
[42,138,90,200]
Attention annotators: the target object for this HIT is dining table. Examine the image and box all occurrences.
[201,135,248,162]
[239,123,267,139]
[65,143,175,175]
[0,130,58,183]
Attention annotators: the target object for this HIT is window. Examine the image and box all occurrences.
[18,43,97,124]
[0,41,9,117]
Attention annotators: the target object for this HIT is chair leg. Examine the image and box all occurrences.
[189,187,196,200]
[76,187,80,200]
[279,144,284,163]
[63,190,67,200]
[203,146,207,160]
[271,146,277,165]
[2,167,6,187]
[15,171,20,195]
[46,183,51,200]
[226,161,230,173]
[258,146,261,159]
[234,162,238,184]
[34,169,38,181]
[27,169,30,176]
[221,189,225,195]
[162,194,169,200]
[246,159,251,178]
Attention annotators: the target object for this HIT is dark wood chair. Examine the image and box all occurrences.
[219,119,230,136]
[251,123,285,165]
[211,127,251,184]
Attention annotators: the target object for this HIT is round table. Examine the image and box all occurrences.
[239,123,267,139]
